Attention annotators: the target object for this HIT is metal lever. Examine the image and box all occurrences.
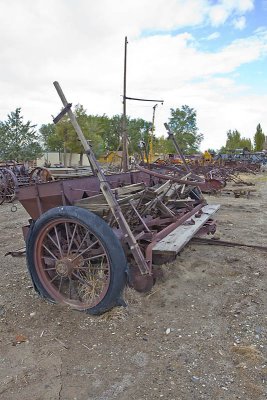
[164,123,190,172]
[53,81,151,275]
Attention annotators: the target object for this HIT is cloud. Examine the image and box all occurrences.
[232,16,247,30]
[0,0,265,153]
[208,0,254,26]
[204,32,221,41]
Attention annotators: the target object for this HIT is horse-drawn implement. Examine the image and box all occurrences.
[15,82,220,315]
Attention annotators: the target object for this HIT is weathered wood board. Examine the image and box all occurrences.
[153,204,220,256]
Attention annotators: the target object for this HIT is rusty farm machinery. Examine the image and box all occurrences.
[12,82,222,315]
[0,162,54,205]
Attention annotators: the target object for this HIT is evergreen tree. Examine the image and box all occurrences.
[253,123,265,151]
[225,129,252,151]
[0,108,43,161]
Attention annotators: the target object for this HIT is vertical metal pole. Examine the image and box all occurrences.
[149,104,158,163]
[164,123,190,172]
[122,36,129,172]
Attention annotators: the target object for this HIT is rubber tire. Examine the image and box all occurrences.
[26,206,127,315]
[190,187,202,200]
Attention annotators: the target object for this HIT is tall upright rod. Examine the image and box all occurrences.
[149,104,158,163]
[164,123,191,173]
[122,36,129,172]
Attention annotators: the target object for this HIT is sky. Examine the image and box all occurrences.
[0,0,267,151]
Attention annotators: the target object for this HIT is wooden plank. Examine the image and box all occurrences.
[153,204,220,256]
[114,183,145,195]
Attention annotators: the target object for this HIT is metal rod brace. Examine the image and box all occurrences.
[53,103,72,124]
[53,81,151,276]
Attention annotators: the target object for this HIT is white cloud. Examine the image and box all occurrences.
[208,0,254,26]
[0,0,265,153]
[232,16,247,30]
[205,32,221,41]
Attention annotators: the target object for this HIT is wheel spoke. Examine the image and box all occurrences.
[58,276,63,293]
[71,271,93,288]
[50,273,60,283]
[75,231,89,253]
[42,244,59,260]
[54,226,63,257]
[65,222,70,249]
[70,240,99,262]
[42,256,56,265]
[68,277,79,299]
[78,265,109,272]
[83,253,106,262]
[47,233,60,252]
[67,223,77,255]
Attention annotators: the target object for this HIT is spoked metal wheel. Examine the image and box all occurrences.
[2,168,18,203]
[26,206,127,314]
[29,167,53,183]
[0,171,7,205]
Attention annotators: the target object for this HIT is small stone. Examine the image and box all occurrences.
[30,312,36,317]
[166,328,171,335]
[191,376,200,383]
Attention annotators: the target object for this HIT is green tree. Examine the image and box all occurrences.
[167,105,203,154]
[127,118,151,154]
[100,114,121,151]
[239,138,252,151]
[39,123,63,152]
[67,105,105,162]
[224,129,252,151]
[39,105,105,165]
[253,123,265,151]
[153,135,174,156]
[225,129,241,150]
[0,108,43,161]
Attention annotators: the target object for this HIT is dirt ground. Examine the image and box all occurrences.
[0,174,266,400]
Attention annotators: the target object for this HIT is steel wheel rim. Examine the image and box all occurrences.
[3,169,17,202]
[0,172,7,204]
[30,167,53,183]
[34,218,111,310]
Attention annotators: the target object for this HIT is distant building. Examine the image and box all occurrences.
[37,152,90,167]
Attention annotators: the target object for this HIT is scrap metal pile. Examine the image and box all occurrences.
[154,156,260,191]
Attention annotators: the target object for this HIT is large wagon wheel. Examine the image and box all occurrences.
[26,206,127,315]
[3,168,18,203]
[0,171,7,205]
[29,167,54,183]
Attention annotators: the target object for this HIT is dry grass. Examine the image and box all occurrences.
[231,345,263,363]
[99,306,128,322]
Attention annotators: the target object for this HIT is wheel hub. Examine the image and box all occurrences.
[55,254,84,277]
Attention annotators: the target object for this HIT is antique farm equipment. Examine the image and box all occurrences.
[16,82,220,315]
[0,164,54,204]
[0,168,18,203]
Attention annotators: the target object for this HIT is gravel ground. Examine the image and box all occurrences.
[0,174,266,400]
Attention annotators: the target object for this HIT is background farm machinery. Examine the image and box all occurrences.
[0,162,54,204]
